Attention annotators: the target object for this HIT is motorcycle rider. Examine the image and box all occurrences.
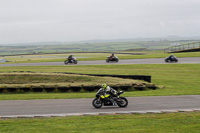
[109,53,115,59]
[68,54,74,62]
[97,83,118,104]
[168,54,174,60]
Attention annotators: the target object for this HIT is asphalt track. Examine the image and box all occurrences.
[0,57,200,66]
[0,95,200,117]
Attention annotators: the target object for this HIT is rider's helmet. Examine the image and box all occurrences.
[171,54,173,56]
[112,53,114,56]
[101,83,107,90]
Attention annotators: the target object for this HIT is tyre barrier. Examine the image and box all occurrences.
[0,84,157,94]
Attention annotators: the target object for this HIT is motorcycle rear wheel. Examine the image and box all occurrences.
[92,98,103,108]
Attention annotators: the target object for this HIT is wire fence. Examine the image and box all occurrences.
[164,42,200,53]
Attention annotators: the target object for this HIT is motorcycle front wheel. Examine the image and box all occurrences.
[92,98,103,108]
[64,60,69,64]
[117,97,128,107]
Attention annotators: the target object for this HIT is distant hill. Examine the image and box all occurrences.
[1,36,200,46]
[0,36,200,56]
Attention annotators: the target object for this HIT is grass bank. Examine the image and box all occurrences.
[0,112,200,133]
[0,73,155,94]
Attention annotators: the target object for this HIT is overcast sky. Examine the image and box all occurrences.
[0,0,200,44]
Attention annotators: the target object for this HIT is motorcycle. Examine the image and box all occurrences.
[106,56,119,63]
[92,90,128,108]
[64,57,78,64]
[165,56,178,62]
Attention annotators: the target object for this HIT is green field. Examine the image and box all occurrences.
[0,63,200,100]
[0,112,200,133]
[0,40,196,56]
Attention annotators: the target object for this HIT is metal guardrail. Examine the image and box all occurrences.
[164,42,200,53]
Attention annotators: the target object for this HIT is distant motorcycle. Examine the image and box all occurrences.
[165,56,178,62]
[64,57,78,64]
[92,90,128,108]
[106,56,119,63]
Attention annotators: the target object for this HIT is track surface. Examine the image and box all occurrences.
[0,95,200,116]
[0,57,200,66]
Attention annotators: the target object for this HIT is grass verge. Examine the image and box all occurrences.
[0,112,200,133]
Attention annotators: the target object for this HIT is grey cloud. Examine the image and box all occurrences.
[0,0,200,44]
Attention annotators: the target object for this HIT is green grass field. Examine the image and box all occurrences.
[0,63,200,100]
[0,112,200,133]
[0,40,198,56]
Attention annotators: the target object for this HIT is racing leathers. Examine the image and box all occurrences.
[97,86,117,103]
[68,55,73,62]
